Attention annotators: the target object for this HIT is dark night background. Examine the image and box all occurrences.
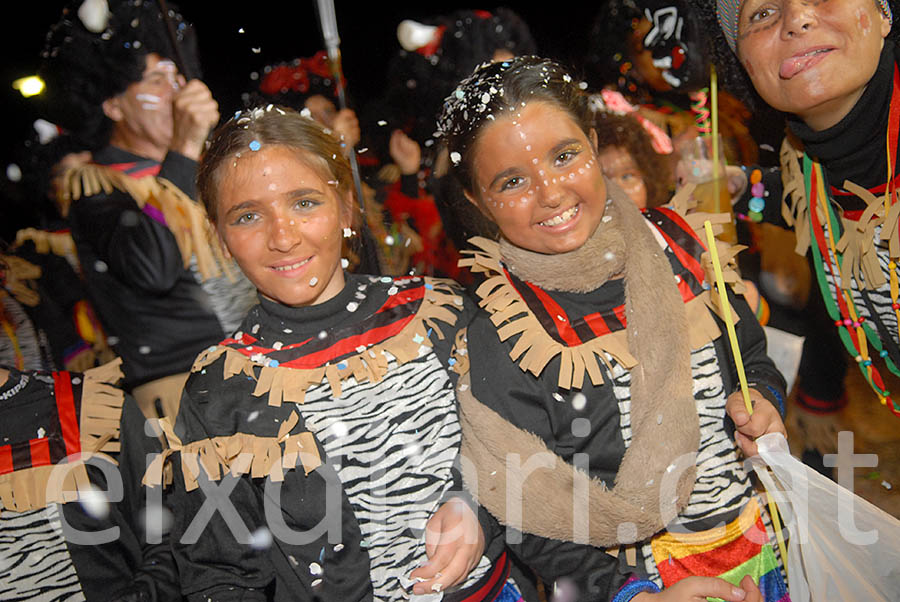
[0,2,599,181]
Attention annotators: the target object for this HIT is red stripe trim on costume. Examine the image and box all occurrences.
[53,372,81,458]
[652,211,706,296]
[524,281,583,347]
[278,316,417,369]
[29,438,52,468]
[584,312,612,337]
[613,304,628,327]
[656,517,766,584]
[460,550,509,602]
[376,284,425,313]
[0,445,12,475]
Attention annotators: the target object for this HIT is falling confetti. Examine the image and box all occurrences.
[572,393,587,411]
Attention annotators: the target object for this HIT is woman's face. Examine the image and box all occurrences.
[466,101,608,255]
[736,0,890,130]
[215,145,350,307]
[598,145,649,209]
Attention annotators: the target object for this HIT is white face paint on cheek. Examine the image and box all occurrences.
[268,183,277,191]
[857,7,872,35]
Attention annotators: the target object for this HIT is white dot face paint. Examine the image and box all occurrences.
[466,101,609,255]
[268,183,277,191]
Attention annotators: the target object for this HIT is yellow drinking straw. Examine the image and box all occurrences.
[703,219,789,576]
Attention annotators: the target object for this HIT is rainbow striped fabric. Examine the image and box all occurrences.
[650,497,790,601]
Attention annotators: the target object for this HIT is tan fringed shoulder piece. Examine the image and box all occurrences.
[59,164,234,282]
[0,255,42,307]
[780,135,899,291]
[143,279,465,489]
[191,279,465,406]
[142,411,322,491]
[460,238,637,390]
[14,228,79,263]
[449,328,470,376]
[0,359,126,515]
[780,134,818,257]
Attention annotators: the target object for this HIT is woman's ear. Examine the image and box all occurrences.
[881,10,893,38]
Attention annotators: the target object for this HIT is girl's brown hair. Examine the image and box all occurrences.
[197,105,358,225]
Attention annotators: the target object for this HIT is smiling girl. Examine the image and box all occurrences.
[438,57,789,602]
[151,106,520,601]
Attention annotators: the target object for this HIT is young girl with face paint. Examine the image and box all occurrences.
[439,57,789,602]
[152,106,522,601]
[693,0,900,418]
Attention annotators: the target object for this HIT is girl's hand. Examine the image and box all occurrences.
[632,575,757,601]
[726,389,786,457]
[408,497,485,595]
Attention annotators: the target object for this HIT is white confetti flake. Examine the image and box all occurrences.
[37,427,46,438]
[309,277,319,286]
[388,286,399,296]
[79,486,110,519]
[883,481,893,490]
[273,342,283,350]
[6,164,22,182]
[139,345,151,355]
[572,393,587,411]
[450,151,462,165]
[94,260,108,273]
[309,562,323,576]
[341,258,350,269]
[249,527,273,549]
[311,578,323,588]
[552,393,564,403]
[346,302,359,312]
[318,330,328,339]
[247,410,259,422]
[334,543,344,552]
[377,120,387,126]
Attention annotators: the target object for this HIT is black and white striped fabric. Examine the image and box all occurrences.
[0,504,85,601]
[820,222,899,350]
[0,295,50,372]
[602,343,776,587]
[299,350,492,600]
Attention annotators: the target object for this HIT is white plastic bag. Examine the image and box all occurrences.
[752,433,900,601]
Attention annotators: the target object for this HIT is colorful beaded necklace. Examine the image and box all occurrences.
[804,65,900,417]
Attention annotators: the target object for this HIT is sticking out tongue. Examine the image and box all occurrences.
[780,49,831,79]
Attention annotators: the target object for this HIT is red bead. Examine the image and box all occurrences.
[893,303,900,310]
[835,320,844,327]
[858,316,865,323]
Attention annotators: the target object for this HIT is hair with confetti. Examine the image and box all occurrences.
[197,104,357,227]
[39,0,200,150]
[438,56,593,194]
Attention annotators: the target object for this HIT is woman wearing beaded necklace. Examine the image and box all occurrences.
[694,0,900,417]
[439,56,789,602]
